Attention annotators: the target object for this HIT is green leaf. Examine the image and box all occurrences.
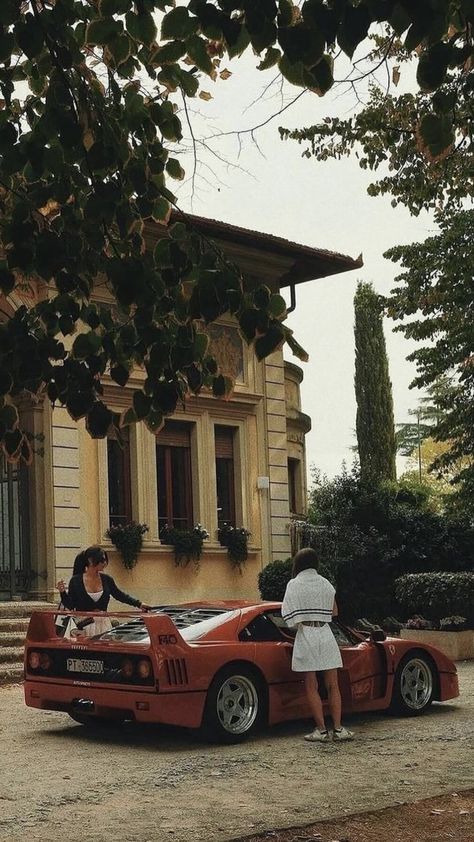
[305,54,334,96]
[125,11,157,46]
[110,364,130,387]
[72,332,102,360]
[120,406,138,427]
[185,34,213,75]
[150,40,186,65]
[100,0,132,14]
[253,285,271,309]
[268,293,287,318]
[14,15,45,60]
[258,46,281,70]
[254,323,285,360]
[133,390,152,420]
[152,197,171,223]
[417,43,453,92]
[166,158,185,180]
[212,374,226,397]
[107,33,132,66]
[161,7,198,40]
[337,5,371,59]
[418,113,454,158]
[86,401,114,438]
[278,54,305,87]
[144,407,164,433]
[86,17,123,46]
[0,31,15,63]
[194,331,209,358]
[169,222,187,240]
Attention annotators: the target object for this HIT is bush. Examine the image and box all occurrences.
[258,558,292,601]
[395,572,474,626]
[106,522,149,570]
[304,466,474,623]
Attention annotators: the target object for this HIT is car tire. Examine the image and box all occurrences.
[390,651,435,716]
[200,665,266,744]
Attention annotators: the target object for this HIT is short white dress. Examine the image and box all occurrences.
[282,569,343,672]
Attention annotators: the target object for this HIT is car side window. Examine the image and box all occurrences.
[239,614,286,642]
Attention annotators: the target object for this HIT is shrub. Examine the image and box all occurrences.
[395,572,474,626]
[106,522,149,570]
[218,524,250,569]
[258,558,292,601]
[161,523,209,568]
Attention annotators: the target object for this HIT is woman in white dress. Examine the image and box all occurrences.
[282,547,354,743]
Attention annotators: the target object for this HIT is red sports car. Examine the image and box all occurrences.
[24,601,459,743]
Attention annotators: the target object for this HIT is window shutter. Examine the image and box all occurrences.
[215,426,234,459]
[157,421,191,447]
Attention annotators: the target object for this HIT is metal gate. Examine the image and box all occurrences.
[0,458,31,600]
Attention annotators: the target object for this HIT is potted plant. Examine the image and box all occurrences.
[160,523,209,568]
[106,521,149,570]
[218,524,250,571]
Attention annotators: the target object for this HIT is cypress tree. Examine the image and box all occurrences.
[354,282,397,485]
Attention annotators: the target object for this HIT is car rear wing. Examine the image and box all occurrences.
[25,609,188,648]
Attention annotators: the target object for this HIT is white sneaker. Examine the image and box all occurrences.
[304,728,330,742]
[332,726,354,742]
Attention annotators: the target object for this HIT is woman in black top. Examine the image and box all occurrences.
[57,545,151,636]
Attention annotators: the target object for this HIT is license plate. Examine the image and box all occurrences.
[66,658,104,674]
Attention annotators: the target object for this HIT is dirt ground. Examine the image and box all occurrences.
[240,790,474,842]
[0,661,473,842]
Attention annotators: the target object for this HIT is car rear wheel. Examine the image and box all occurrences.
[390,652,435,715]
[201,666,265,743]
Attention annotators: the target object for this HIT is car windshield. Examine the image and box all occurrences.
[181,610,239,641]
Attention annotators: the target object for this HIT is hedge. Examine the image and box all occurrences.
[258,558,292,601]
[395,572,474,625]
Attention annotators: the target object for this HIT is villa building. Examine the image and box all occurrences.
[0,217,361,606]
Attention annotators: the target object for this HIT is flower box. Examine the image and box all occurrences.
[400,628,474,661]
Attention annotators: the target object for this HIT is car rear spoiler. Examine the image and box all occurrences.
[26,609,188,647]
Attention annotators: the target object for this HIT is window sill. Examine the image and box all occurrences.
[103,540,261,555]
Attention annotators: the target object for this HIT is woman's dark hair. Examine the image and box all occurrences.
[72,551,87,575]
[83,546,108,568]
[292,547,319,578]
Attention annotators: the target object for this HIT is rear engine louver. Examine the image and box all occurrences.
[165,658,189,686]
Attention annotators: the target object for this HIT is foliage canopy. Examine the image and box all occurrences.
[0,0,472,463]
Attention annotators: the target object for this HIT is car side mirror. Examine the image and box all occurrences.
[370,628,386,642]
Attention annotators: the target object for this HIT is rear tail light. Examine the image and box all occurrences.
[27,650,52,673]
[28,651,41,670]
[121,658,134,679]
[40,653,52,670]
[137,659,151,679]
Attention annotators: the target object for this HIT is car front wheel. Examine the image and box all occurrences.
[201,666,265,743]
[390,652,435,715]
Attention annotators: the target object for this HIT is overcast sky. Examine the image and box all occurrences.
[173,52,434,482]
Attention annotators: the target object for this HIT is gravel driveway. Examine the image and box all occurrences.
[1,662,473,842]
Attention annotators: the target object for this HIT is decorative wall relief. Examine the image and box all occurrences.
[207,324,244,383]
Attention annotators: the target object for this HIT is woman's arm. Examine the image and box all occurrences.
[58,579,75,609]
[332,598,338,618]
[105,575,143,608]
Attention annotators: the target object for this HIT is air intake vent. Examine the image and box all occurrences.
[165,658,189,686]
